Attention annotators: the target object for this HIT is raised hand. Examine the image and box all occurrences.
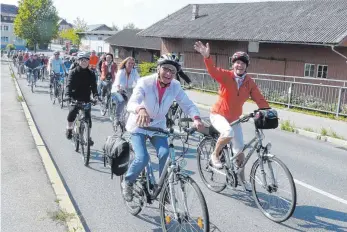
[194,41,210,58]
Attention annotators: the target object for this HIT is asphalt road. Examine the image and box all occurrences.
[8,63,347,232]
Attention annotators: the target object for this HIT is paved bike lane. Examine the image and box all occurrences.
[1,60,66,232]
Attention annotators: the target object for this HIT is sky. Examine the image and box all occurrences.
[2,0,295,29]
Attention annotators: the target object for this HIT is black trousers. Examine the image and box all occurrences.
[67,105,92,128]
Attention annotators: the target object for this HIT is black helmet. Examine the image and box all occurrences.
[157,53,181,72]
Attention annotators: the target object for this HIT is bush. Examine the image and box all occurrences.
[6,44,16,51]
[138,62,157,77]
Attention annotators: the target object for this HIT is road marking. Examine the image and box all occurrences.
[8,64,85,232]
[294,179,347,205]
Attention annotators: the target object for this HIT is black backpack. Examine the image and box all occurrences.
[103,134,130,179]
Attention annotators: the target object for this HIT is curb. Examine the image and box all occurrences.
[8,64,86,232]
[193,101,347,149]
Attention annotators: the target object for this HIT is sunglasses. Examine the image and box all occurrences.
[162,66,177,75]
[79,58,89,62]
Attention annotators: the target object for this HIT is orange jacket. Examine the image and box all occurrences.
[89,55,98,68]
[204,57,269,123]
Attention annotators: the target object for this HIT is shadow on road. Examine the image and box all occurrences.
[293,205,347,232]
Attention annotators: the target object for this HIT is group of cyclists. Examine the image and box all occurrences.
[11,42,274,227]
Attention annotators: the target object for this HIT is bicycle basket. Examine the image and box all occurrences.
[254,109,279,129]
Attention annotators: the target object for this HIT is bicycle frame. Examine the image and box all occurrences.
[208,119,275,189]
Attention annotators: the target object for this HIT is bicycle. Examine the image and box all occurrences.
[64,99,96,166]
[120,125,210,231]
[26,66,41,93]
[166,101,191,142]
[99,79,112,116]
[50,71,65,106]
[196,110,297,222]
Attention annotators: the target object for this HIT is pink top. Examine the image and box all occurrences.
[156,80,168,105]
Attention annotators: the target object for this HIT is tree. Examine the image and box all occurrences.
[73,17,88,31]
[59,28,80,45]
[14,0,59,52]
[6,44,16,51]
[111,22,119,31]
[123,23,137,30]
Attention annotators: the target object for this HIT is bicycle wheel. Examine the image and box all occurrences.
[52,82,57,104]
[57,84,62,104]
[73,121,80,152]
[197,137,227,193]
[31,75,34,93]
[160,175,210,232]
[250,156,297,222]
[80,121,91,166]
[60,86,64,108]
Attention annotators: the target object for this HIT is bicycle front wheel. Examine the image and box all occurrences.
[160,175,210,232]
[250,156,297,222]
[80,121,91,166]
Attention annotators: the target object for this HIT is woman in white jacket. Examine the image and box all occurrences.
[111,57,140,124]
[122,54,204,202]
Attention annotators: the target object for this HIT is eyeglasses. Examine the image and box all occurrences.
[162,66,177,75]
[79,58,89,62]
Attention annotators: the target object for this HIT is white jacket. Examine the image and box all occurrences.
[126,74,200,136]
[111,68,140,93]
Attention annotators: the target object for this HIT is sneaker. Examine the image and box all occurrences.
[122,181,133,202]
[66,129,72,140]
[210,152,223,169]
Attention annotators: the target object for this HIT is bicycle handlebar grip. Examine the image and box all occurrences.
[183,127,197,135]
[179,118,193,123]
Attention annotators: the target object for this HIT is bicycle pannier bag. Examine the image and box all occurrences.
[103,134,130,178]
[254,109,279,129]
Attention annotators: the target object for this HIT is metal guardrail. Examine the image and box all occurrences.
[182,70,347,117]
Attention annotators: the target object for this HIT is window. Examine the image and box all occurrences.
[114,48,119,58]
[98,46,102,53]
[317,65,328,78]
[3,16,7,20]
[304,63,315,77]
[1,37,9,42]
[228,57,233,69]
[2,25,9,31]
[98,37,103,40]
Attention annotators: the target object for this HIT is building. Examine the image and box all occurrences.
[138,0,347,81]
[78,24,117,53]
[52,18,73,45]
[105,29,161,65]
[0,4,26,50]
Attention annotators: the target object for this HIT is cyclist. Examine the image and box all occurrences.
[49,51,67,93]
[194,41,270,191]
[17,51,24,75]
[89,50,98,77]
[24,53,41,86]
[110,56,139,125]
[65,53,99,143]
[121,54,204,201]
[99,53,117,100]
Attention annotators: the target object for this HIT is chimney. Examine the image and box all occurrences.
[192,4,199,20]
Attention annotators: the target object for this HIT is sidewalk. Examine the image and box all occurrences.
[1,61,66,232]
[185,90,347,140]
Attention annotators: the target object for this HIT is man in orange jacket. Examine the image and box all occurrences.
[89,50,99,70]
[194,41,270,191]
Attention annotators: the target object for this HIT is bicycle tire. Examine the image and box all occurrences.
[60,87,64,108]
[82,121,91,166]
[250,156,297,222]
[159,175,210,232]
[197,137,227,193]
[74,122,80,152]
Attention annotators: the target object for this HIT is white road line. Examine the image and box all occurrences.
[294,179,347,205]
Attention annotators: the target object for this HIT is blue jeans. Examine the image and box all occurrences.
[125,133,169,184]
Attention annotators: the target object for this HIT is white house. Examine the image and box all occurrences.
[78,24,117,53]
[1,4,26,50]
